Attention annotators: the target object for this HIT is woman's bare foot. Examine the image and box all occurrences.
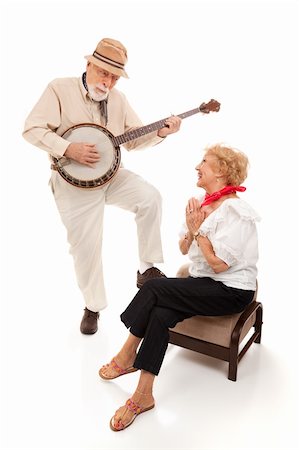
[110,390,155,431]
[99,351,138,380]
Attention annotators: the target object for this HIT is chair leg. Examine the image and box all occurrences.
[229,315,241,381]
[228,349,238,381]
[254,303,263,344]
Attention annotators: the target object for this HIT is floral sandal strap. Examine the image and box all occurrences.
[110,358,126,375]
[125,398,143,415]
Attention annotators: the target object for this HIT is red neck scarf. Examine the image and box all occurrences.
[201,185,246,207]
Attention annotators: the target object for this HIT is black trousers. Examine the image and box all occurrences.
[120,277,254,376]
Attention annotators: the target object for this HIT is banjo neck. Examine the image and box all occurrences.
[111,99,220,147]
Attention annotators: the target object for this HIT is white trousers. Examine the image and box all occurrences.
[50,168,163,312]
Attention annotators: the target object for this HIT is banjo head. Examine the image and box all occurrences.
[54,123,121,188]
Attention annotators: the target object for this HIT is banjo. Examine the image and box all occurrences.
[51,99,220,189]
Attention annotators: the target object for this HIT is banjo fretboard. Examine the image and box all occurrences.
[111,103,219,147]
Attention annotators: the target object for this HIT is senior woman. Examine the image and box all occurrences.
[99,143,260,431]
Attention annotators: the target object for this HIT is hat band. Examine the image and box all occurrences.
[93,51,125,70]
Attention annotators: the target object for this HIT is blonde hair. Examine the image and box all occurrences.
[205,143,249,185]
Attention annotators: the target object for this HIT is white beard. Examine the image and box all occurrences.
[88,83,109,102]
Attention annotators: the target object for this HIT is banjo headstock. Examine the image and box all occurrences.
[199,99,221,114]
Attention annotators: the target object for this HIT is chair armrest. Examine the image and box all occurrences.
[231,301,262,346]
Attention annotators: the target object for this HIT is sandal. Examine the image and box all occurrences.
[110,398,155,431]
[99,358,138,380]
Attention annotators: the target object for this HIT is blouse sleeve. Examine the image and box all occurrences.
[199,201,260,267]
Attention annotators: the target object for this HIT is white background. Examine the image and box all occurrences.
[1,1,299,449]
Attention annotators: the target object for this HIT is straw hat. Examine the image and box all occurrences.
[85,38,128,78]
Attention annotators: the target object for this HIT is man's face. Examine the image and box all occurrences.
[86,63,119,98]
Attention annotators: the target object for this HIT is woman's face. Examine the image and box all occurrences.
[195,153,221,190]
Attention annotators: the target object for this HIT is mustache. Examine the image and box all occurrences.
[87,83,109,102]
[94,83,109,93]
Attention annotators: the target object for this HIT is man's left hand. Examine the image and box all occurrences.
[157,116,181,137]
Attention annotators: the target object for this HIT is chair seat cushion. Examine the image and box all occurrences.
[170,311,256,347]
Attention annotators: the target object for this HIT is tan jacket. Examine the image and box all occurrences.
[23,76,163,158]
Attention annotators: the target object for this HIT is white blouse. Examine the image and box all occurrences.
[179,198,260,290]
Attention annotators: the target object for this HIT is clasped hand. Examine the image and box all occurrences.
[185,197,206,234]
[64,142,100,168]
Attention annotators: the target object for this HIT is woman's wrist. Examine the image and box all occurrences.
[184,232,193,243]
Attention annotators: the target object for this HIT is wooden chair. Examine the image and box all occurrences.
[168,264,263,381]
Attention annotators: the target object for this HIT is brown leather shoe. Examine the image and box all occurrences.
[137,267,167,288]
[80,308,99,335]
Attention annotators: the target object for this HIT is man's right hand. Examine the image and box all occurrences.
[64,142,100,168]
